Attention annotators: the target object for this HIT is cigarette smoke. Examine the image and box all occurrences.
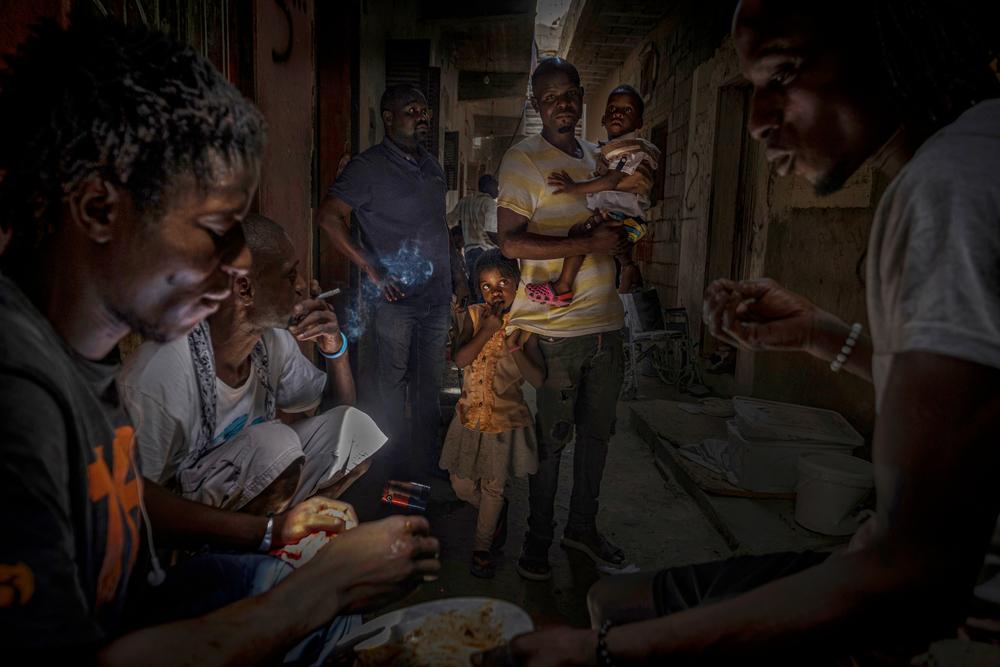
[341,240,435,340]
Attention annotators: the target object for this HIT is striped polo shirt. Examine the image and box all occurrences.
[497,134,625,337]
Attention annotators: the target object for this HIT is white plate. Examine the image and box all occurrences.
[344,596,533,652]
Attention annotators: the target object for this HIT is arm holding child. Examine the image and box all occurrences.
[547,168,625,195]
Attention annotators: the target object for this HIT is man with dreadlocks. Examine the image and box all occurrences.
[0,16,438,664]
[477,1,1000,665]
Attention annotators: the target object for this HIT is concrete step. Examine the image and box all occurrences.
[631,399,849,556]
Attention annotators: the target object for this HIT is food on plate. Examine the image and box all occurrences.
[354,603,504,667]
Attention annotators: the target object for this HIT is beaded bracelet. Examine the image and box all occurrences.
[830,322,863,373]
[318,331,349,360]
[596,620,617,667]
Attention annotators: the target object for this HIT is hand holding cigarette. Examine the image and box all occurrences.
[288,279,343,354]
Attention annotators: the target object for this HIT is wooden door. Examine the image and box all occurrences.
[702,83,763,364]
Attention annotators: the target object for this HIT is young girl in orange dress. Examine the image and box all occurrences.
[439,249,545,578]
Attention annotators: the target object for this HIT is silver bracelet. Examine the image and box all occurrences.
[830,322,863,373]
[257,514,274,553]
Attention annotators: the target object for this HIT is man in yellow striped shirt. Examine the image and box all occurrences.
[497,57,631,581]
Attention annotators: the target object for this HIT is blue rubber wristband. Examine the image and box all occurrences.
[318,332,348,359]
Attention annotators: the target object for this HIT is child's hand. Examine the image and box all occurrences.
[506,328,532,352]
[481,301,505,334]
[547,170,578,194]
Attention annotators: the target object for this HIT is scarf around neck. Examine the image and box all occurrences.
[181,320,275,471]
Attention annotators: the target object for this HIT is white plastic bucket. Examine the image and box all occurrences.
[795,453,874,535]
[727,421,855,493]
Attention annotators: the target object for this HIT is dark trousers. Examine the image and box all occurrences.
[653,551,829,615]
[527,330,624,547]
[373,299,450,479]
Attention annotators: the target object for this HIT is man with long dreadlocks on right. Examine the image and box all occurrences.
[478,1,1000,665]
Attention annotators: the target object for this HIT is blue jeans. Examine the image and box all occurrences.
[139,554,359,666]
[373,299,451,479]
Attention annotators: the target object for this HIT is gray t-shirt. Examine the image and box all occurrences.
[328,138,451,304]
[0,276,141,656]
[867,99,1000,410]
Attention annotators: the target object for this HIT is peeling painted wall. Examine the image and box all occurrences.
[253,0,316,283]
[677,37,892,435]
[582,2,735,310]
[581,2,891,434]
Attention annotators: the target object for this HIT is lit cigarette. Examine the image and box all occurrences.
[317,288,341,300]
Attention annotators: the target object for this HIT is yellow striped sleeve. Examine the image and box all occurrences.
[497,147,541,220]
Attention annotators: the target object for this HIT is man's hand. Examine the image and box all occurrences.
[272,496,358,547]
[583,216,628,256]
[703,277,830,352]
[313,515,440,611]
[366,268,405,302]
[547,170,580,194]
[473,627,597,667]
[288,280,343,354]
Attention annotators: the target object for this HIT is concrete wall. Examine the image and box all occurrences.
[582,1,734,309]
[580,1,886,434]
[675,35,885,435]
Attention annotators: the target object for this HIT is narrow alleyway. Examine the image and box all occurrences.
[413,392,730,627]
[339,368,730,628]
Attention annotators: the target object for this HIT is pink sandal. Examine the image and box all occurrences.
[525,282,573,307]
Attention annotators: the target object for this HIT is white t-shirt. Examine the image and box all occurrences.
[119,328,326,484]
[867,99,1000,410]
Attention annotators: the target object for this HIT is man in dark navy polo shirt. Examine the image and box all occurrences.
[319,84,451,482]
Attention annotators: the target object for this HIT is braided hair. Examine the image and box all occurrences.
[0,15,266,274]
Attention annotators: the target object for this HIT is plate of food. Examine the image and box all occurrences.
[345,597,532,667]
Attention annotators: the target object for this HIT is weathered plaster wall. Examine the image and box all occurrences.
[679,37,885,435]
[582,1,734,309]
[582,1,886,434]
[254,0,316,280]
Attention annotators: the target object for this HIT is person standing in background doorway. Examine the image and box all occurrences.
[319,84,451,484]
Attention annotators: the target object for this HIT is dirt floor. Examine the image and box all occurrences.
[342,368,730,628]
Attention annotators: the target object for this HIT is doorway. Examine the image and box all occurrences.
[701,83,763,368]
